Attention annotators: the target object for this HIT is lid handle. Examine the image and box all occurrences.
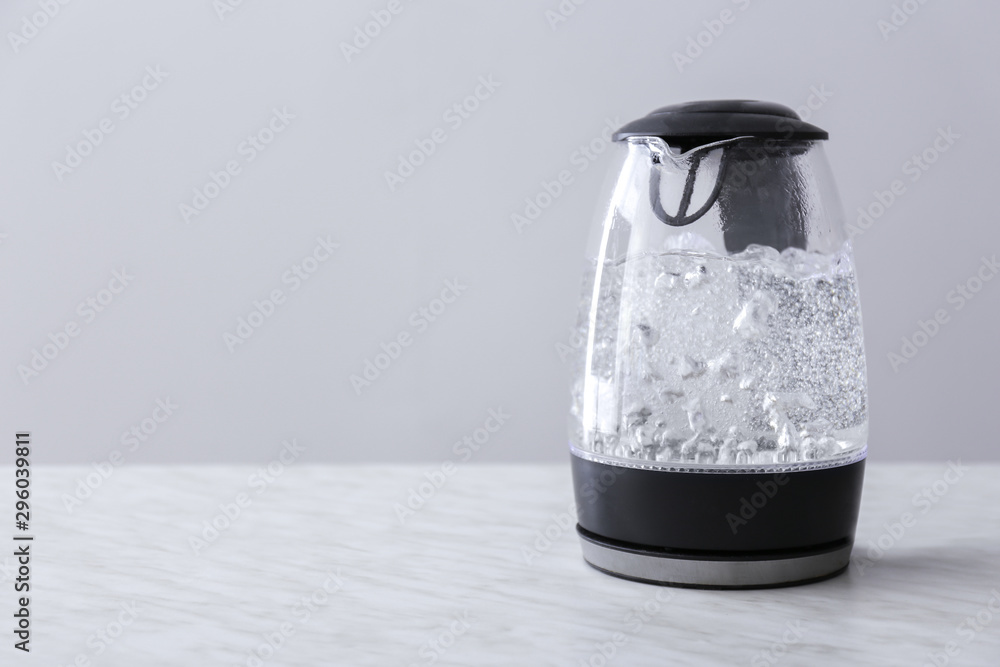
[649,149,731,227]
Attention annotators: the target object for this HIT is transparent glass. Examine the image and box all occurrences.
[569,137,868,472]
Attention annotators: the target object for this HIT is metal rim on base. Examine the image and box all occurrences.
[579,531,853,589]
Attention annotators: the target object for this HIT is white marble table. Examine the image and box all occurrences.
[7,463,999,666]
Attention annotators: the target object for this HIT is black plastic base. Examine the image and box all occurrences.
[571,454,865,554]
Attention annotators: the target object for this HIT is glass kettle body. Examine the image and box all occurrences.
[568,100,868,588]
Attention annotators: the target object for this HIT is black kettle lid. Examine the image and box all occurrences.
[612,100,828,150]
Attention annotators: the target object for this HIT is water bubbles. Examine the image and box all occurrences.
[740,244,780,264]
[764,394,795,442]
[679,355,706,379]
[655,272,680,291]
[683,264,709,288]
[781,245,830,278]
[650,414,669,430]
[679,435,700,461]
[634,321,660,347]
[572,241,868,468]
[800,417,833,440]
[736,440,757,465]
[717,438,737,464]
[695,440,717,464]
[776,422,798,451]
[833,439,853,452]
[733,291,776,339]
[624,404,651,429]
[570,378,584,418]
[777,392,817,411]
[801,436,835,461]
[685,397,708,433]
[632,424,656,445]
[658,387,685,404]
[710,350,740,379]
[592,431,620,455]
[631,424,659,458]
[638,362,662,384]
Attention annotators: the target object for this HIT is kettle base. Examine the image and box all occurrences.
[577,527,852,589]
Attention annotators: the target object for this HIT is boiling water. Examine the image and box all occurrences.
[569,241,868,470]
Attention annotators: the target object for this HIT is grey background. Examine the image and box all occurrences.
[1,0,996,464]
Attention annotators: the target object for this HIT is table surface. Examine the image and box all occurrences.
[9,462,1000,666]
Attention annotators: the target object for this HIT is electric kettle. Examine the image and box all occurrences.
[568,100,868,588]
